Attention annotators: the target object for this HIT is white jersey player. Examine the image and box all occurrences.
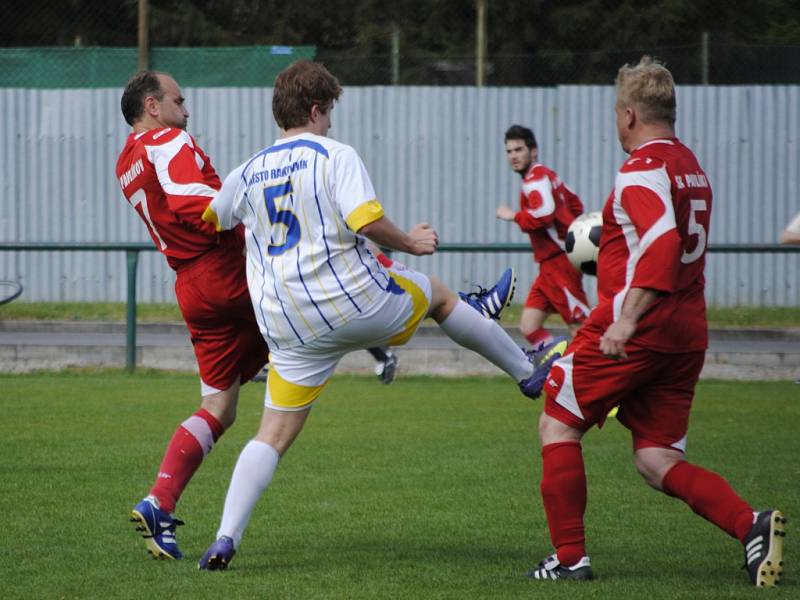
[197,60,566,570]
[207,132,399,352]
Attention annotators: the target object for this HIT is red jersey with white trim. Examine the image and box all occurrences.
[588,137,712,352]
[514,163,584,263]
[116,127,240,270]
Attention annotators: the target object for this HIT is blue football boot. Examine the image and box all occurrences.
[199,536,237,571]
[130,496,184,560]
[519,336,569,399]
[458,267,516,320]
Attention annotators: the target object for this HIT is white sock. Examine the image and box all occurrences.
[438,301,533,381]
[217,440,280,548]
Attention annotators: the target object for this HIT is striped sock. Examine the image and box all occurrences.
[150,408,224,513]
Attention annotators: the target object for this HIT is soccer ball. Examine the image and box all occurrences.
[565,211,602,275]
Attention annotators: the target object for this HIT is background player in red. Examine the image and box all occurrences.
[496,125,590,346]
[116,71,269,560]
[526,57,785,586]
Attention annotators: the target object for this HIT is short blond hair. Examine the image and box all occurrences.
[615,56,676,126]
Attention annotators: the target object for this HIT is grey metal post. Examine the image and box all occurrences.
[138,0,149,70]
[701,31,709,85]
[476,0,487,86]
[391,23,400,85]
[125,250,139,372]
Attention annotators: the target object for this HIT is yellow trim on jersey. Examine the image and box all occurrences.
[387,273,430,346]
[201,205,223,232]
[268,366,328,409]
[345,199,384,232]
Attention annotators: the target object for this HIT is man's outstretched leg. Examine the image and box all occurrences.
[647,450,786,587]
[131,385,237,560]
[199,398,310,570]
[458,267,517,320]
[428,272,566,399]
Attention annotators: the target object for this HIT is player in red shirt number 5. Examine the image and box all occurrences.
[526,57,785,586]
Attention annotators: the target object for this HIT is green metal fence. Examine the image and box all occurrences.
[1,242,151,372]
[0,46,316,88]
[1,242,798,372]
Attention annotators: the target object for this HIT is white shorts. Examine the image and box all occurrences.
[265,268,432,411]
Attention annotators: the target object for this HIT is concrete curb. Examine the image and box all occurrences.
[1,320,798,381]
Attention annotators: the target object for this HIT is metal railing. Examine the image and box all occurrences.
[1,241,798,372]
[0,242,152,372]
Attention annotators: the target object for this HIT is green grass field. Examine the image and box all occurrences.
[1,372,797,599]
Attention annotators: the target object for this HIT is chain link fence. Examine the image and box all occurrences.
[318,44,800,86]
[2,1,799,87]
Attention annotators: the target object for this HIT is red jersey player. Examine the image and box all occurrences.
[496,125,590,346]
[526,57,785,587]
[116,71,268,560]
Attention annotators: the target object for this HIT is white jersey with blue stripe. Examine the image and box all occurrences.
[205,132,393,350]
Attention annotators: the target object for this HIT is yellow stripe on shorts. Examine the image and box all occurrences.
[387,273,430,347]
[268,367,328,409]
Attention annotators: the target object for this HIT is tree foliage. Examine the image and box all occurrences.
[2,0,799,84]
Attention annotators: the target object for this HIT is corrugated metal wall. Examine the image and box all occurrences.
[1,85,798,306]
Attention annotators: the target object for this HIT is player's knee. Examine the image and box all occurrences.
[538,411,581,446]
[519,317,537,336]
[254,408,310,455]
[634,459,662,489]
[428,276,458,322]
[207,405,236,430]
[519,310,546,337]
[537,415,552,445]
[634,449,682,491]
[201,389,239,429]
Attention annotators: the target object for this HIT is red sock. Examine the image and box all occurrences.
[540,441,587,566]
[661,461,754,542]
[150,408,225,513]
[526,327,552,347]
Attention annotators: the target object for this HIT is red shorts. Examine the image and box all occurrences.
[524,253,590,325]
[543,324,705,451]
[175,246,269,391]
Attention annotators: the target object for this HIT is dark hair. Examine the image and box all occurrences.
[504,125,537,149]
[121,71,165,126]
[272,60,342,130]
